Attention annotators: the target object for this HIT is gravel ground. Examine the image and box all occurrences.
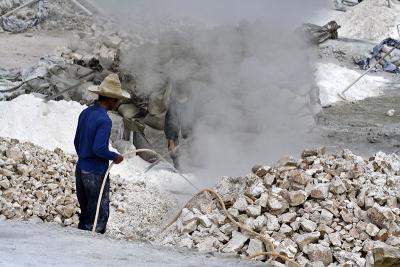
[0,221,259,267]
[318,86,400,157]
[0,31,70,69]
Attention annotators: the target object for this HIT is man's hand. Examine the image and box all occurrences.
[114,154,124,164]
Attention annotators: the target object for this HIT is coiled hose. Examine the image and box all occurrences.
[92,149,300,266]
[163,189,301,267]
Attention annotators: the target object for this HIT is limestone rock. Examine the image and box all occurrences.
[266,214,280,231]
[365,223,380,237]
[181,208,196,224]
[300,219,317,232]
[329,177,346,194]
[304,244,333,266]
[287,190,308,206]
[367,204,396,229]
[267,194,289,215]
[276,238,298,259]
[258,192,269,208]
[301,149,320,158]
[233,196,247,212]
[279,212,297,223]
[373,243,400,267]
[328,232,341,247]
[16,164,30,175]
[246,238,265,259]
[280,224,293,235]
[246,205,261,217]
[249,182,266,198]
[197,215,213,228]
[6,147,23,161]
[253,165,271,178]
[293,232,320,251]
[320,209,333,225]
[61,204,75,218]
[288,170,310,186]
[309,184,329,199]
[178,219,197,234]
[0,179,10,190]
[222,231,248,253]
[197,236,219,252]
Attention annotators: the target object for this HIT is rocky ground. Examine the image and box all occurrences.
[158,148,400,266]
[2,0,400,266]
[319,87,400,157]
[0,137,178,241]
[5,134,400,266]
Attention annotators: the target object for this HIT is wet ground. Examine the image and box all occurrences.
[0,221,258,267]
[318,87,400,157]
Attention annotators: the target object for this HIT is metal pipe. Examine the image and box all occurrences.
[338,46,396,100]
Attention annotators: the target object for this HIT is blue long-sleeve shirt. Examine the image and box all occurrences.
[74,103,118,175]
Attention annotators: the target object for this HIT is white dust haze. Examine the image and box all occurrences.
[94,0,327,184]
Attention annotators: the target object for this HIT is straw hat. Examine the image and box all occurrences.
[89,73,130,100]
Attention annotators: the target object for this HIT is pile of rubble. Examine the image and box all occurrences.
[0,0,94,33]
[0,137,177,240]
[0,137,80,225]
[336,0,398,42]
[159,148,400,266]
[0,31,131,103]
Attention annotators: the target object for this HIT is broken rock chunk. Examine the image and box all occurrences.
[222,231,249,253]
[267,194,289,215]
[246,238,265,259]
[288,170,311,186]
[304,244,333,266]
[246,205,262,217]
[367,204,396,229]
[287,190,308,206]
[293,232,320,251]
[373,242,400,267]
[300,219,318,232]
[233,196,247,211]
[308,184,329,199]
[365,223,380,237]
[329,177,347,195]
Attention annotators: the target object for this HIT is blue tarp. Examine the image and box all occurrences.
[356,38,400,73]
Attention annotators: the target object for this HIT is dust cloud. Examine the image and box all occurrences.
[94,0,327,185]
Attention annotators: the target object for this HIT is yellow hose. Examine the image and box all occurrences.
[163,189,301,267]
[91,149,300,266]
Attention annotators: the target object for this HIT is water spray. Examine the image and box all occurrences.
[91,148,199,233]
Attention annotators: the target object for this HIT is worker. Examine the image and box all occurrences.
[74,73,130,234]
[164,84,192,170]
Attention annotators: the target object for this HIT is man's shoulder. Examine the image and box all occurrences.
[81,105,95,115]
[80,105,111,125]
[96,113,112,126]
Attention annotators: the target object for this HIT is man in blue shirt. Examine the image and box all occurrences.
[74,73,130,233]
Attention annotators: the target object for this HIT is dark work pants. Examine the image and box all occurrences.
[75,167,110,234]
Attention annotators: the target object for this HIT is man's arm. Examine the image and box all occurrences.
[92,118,119,161]
[74,116,81,154]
